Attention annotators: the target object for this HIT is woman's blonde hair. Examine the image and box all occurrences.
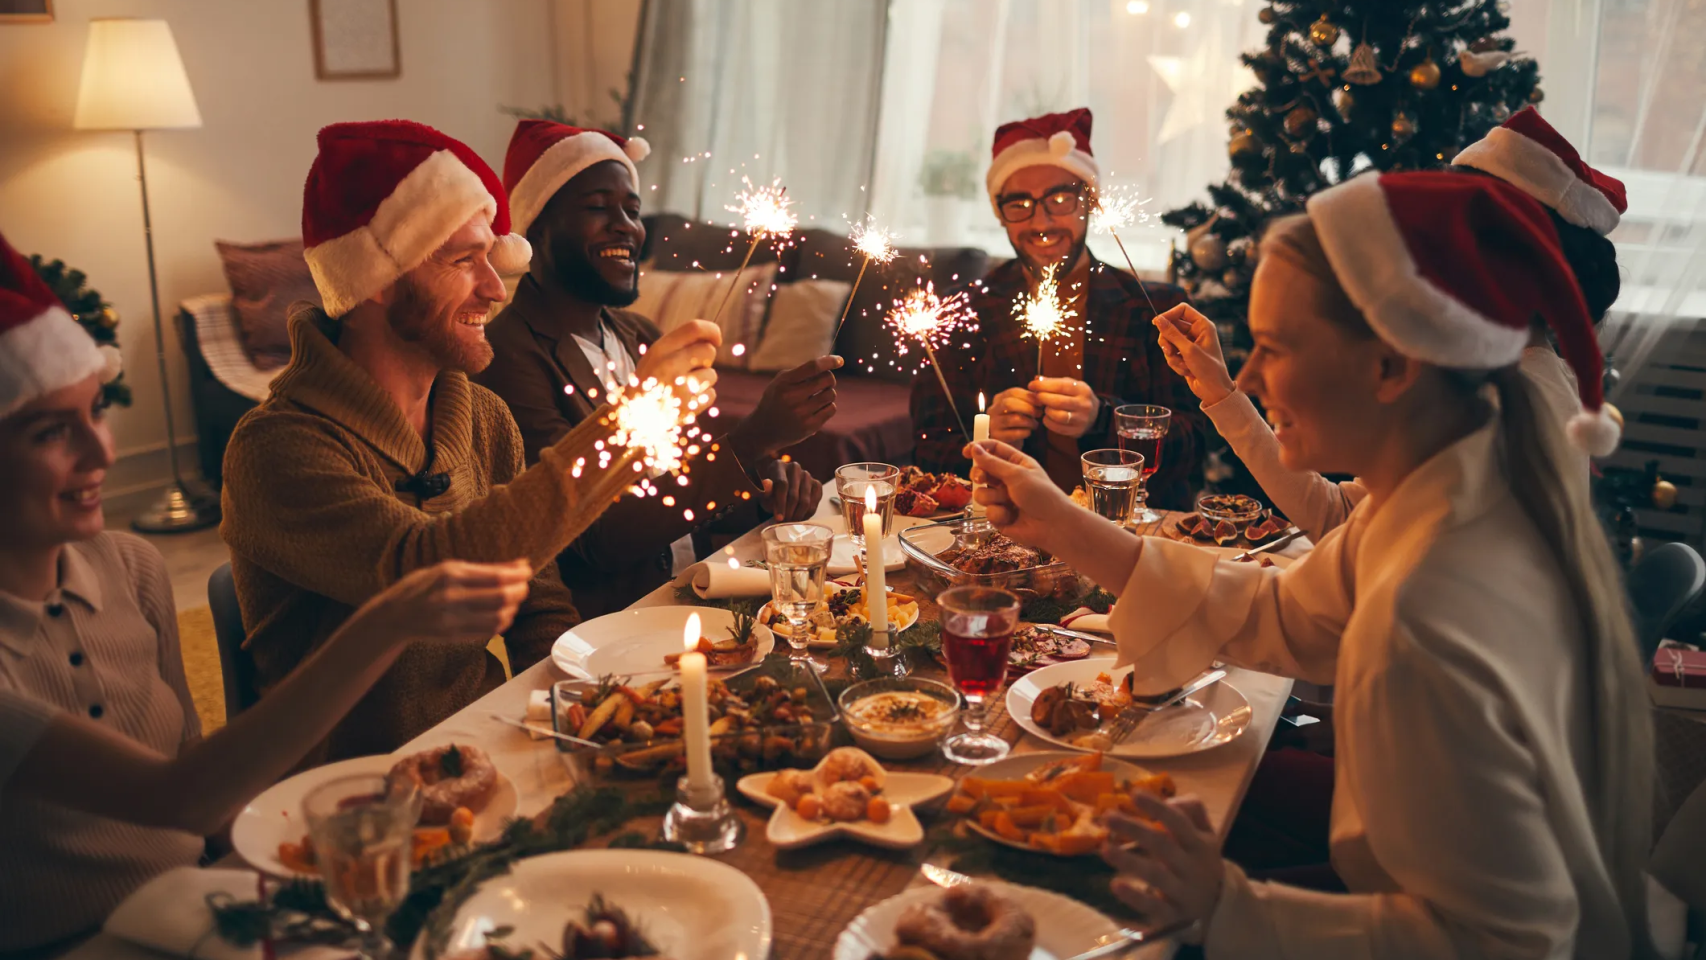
[1262,212,1658,957]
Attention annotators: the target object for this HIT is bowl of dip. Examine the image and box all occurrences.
[837,677,962,760]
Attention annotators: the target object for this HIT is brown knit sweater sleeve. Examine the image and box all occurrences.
[221,402,643,609]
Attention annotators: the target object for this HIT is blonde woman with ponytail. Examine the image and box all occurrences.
[967,171,1655,959]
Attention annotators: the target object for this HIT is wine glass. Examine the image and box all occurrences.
[835,462,899,565]
[1081,448,1144,527]
[936,585,1022,765]
[762,522,834,674]
[302,773,421,960]
[1114,404,1171,524]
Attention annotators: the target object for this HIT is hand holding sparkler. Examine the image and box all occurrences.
[885,283,978,442]
[832,218,899,341]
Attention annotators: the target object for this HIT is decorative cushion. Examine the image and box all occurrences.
[214,239,321,369]
[632,261,778,369]
[746,278,851,372]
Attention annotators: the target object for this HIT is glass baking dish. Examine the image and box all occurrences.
[898,517,1093,604]
[550,656,839,779]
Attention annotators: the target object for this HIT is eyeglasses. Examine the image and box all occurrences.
[997,187,1085,224]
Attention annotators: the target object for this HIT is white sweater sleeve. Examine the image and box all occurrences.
[1200,390,1367,541]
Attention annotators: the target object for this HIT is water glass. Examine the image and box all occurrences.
[302,773,421,959]
[835,462,899,562]
[1114,404,1171,524]
[762,523,834,673]
[1082,448,1144,527]
[936,585,1022,765]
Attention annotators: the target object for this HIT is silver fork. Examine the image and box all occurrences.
[1104,668,1227,744]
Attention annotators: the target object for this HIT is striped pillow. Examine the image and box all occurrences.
[632,262,778,369]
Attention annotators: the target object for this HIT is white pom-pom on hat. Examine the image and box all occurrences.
[1048,130,1075,157]
[98,344,123,383]
[1567,407,1622,457]
[624,137,651,163]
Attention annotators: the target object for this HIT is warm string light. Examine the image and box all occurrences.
[1090,186,1164,318]
[887,283,977,441]
[1016,262,1078,370]
[704,177,798,333]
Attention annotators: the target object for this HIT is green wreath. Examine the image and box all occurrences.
[29,254,131,407]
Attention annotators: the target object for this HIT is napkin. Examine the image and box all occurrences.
[523,689,552,739]
[104,867,263,960]
[1059,608,1111,633]
[674,559,772,598]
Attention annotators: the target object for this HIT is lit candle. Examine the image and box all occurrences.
[863,486,889,650]
[679,613,714,794]
[971,392,991,518]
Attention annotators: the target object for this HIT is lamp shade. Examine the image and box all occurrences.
[74,19,201,131]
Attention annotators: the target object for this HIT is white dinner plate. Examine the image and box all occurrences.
[1006,658,1252,759]
[953,752,1158,856]
[834,880,1127,960]
[737,768,955,850]
[232,754,517,877]
[551,605,774,681]
[758,580,923,650]
[431,849,771,960]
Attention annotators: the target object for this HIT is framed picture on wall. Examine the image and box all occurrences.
[0,0,54,23]
[309,0,399,80]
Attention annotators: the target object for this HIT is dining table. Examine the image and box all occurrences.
[69,491,1295,960]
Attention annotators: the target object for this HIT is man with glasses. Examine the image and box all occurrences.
[909,108,1204,506]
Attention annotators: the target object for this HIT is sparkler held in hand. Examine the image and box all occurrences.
[1015,262,1078,372]
[600,370,717,517]
[706,178,797,330]
[832,218,900,341]
[1089,185,1162,317]
[886,283,977,442]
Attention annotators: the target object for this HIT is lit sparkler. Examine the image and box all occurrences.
[1015,262,1078,371]
[886,283,977,441]
[705,177,798,333]
[604,372,715,509]
[1090,185,1163,317]
[832,217,900,341]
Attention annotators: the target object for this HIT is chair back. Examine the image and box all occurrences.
[1628,542,1706,666]
[207,563,257,720]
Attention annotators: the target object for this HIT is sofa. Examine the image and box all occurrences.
[179,219,996,486]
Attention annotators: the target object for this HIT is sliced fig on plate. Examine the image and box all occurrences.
[1213,519,1240,545]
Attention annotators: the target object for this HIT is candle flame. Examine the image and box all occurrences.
[883,282,978,357]
[729,176,797,239]
[978,391,987,413]
[850,218,898,264]
[1016,263,1077,346]
[683,612,701,651]
[865,484,877,511]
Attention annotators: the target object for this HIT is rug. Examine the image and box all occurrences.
[176,606,227,733]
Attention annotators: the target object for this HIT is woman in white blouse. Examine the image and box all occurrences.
[968,172,1654,958]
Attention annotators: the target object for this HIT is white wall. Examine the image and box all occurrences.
[0,0,562,496]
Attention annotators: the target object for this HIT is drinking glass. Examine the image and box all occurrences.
[937,585,1022,765]
[835,462,900,565]
[302,773,421,960]
[1082,448,1144,527]
[763,523,834,674]
[1115,404,1171,524]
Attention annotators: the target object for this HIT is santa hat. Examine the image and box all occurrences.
[1453,107,1626,235]
[302,120,531,317]
[1307,171,1620,456]
[985,108,1099,214]
[503,120,651,237]
[0,232,106,419]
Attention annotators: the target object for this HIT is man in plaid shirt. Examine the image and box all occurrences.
[909,108,1205,509]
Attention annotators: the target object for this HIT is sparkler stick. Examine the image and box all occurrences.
[1090,187,1163,318]
[920,340,968,443]
[886,283,977,443]
[705,179,796,329]
[831,219,899,342]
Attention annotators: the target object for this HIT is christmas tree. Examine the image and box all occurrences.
[1162,0,1541,370]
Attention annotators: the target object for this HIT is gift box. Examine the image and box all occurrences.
[1649,646,1706,711]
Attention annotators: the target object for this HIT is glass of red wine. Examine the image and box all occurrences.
[1115,404,1171,524]
[936,585,1022,765]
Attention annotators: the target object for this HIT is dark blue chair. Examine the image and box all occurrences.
[207,563,257,721]
[1628,542,1706,667]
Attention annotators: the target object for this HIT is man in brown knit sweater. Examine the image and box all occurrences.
[220,121,720,761]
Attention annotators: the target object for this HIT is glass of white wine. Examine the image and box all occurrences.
[1082,448,1144,527]
[835,462,899,566]
[762,522,834,674]
[303,773,421,959]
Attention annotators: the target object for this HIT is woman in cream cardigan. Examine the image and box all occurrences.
[968,171,1654,958]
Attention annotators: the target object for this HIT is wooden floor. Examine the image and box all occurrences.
[104,495,230,614]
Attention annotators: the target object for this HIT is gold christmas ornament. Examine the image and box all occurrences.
[1308,14,1340,46]
[1284,105,1319,138]
[1391,109,1418,142]
[1229,133,1260,158]
[1344,42,1382,85]
[1604,402,1624,431]
[1528,87,1545,103]
[1409,58,1441,90]
[1187,227,1229,271]
[1333,86,1355,119]
[99,306,120,328]
[1258,6,1275,24]
[1654,478,1679,510]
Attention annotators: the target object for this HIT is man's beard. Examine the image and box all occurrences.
[1014,234,1089,280]
[553,244,640,307]
[387,276,494,374]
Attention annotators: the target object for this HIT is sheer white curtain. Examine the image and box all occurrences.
[866,0,1266,270]
[627,0,887,228]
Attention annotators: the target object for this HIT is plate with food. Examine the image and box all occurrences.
[1168,494,1293,549]
[893,466,974,518]
[940,751,1175,857]
[430,849,771,960]
[836,879,1124,960]
[1007,658,1252,759]
[737,746,955,850]
[837,677,961,760]
[234,746,518,877]
[758,580,922,650]
[551,606,774,680]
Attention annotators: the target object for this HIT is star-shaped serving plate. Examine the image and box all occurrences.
[736,764,956,851]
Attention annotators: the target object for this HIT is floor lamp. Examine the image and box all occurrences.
[74,18,219,533]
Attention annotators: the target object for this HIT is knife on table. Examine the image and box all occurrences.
[1034,623,1118,646]
[1229,526,1303,562]
[920,865,1192,958]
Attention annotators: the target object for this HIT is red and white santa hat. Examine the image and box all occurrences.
[1452,106,1627,235]
[985,108,1099,214]
[302,120,531,317]
[1307,171,1620,456]
[503,120,651,237]
[0,231,107,419]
